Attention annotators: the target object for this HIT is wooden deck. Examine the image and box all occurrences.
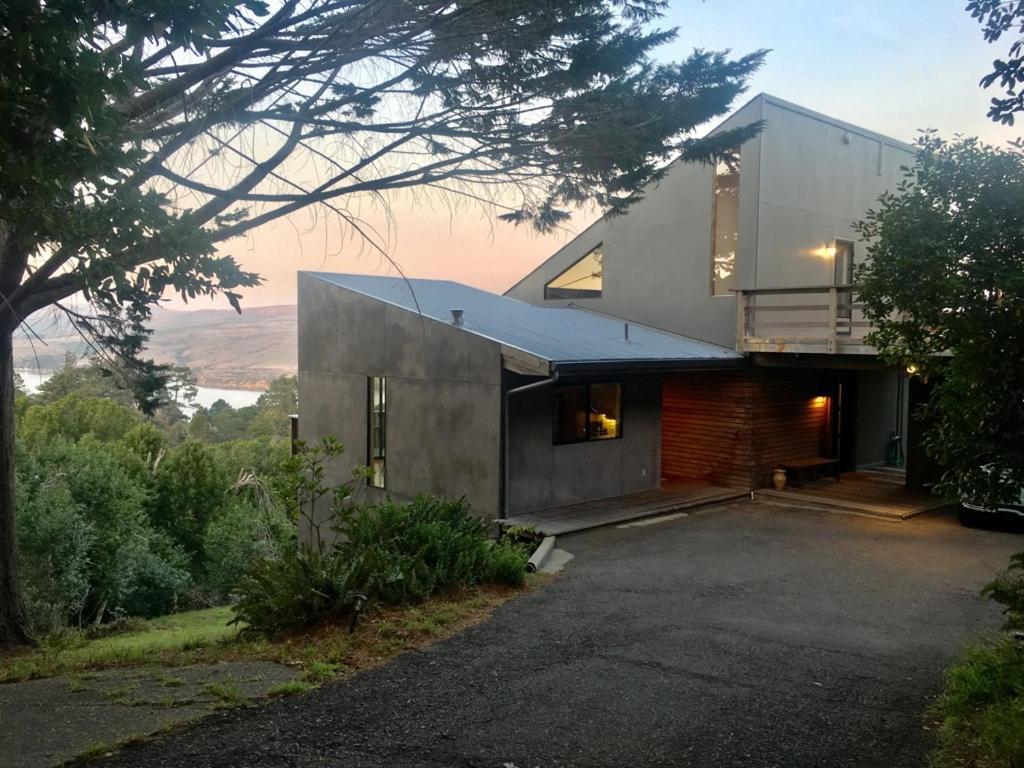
[502,482,749,536]
[758,470,947,521]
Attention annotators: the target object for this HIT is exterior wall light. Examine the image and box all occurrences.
[906,364,918,375]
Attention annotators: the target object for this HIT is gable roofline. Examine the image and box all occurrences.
[737,93,918,155]
[503,93,917,296]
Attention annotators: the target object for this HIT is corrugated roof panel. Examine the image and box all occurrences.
[308,273,742,366]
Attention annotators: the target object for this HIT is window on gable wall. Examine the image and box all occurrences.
[544,244,603,299]
[711,152,740,296]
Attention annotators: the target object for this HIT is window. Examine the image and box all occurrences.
[544,244,603,299]
[833,239,854,286]
[834,239,855,335]
[553,382,621,444]
[368,376,386,488]
[711,152,740,296]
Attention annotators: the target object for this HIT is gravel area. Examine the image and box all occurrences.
[91,500,1021,768]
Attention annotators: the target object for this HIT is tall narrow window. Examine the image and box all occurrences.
[368,376,386,488]
[711,153,740,296]
[833,239,854,286]
[834,239,855,335]
[544,244,603,299]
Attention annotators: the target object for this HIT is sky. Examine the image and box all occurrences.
[190,0,1021,310]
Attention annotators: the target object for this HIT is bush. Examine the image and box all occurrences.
[202,498,294,600]
[931,554,1024,767]
[149,441,228,566]
[16,476,95,634]
[932,639,1024,767]
[16,438,191,626]
[232,547,370,636]
[985,552,1024,632]
[485,543,529,588]
[234,495,528,636]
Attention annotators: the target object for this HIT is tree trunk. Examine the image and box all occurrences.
[0,326,32,646]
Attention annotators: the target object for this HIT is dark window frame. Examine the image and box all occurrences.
[543,243,604,300]
[367,375,386,488]
[552,381,623,445]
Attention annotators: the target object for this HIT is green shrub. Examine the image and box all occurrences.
[485,542,529,588]
[16,475,95,633]
[16,438,190,626]
[234,495,527,636]
[149,441,228,566]
[500,523,543,552]
[984,552,1024,632]
[19,393,140,446]
[932,639,1024,766]
[337,496,496,604]
[201,498,294,600]
[232,546,370,636]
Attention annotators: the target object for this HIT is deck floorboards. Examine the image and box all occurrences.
[758,471,946,520]
[503,482,749,535]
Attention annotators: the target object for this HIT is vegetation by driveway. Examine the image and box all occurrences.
[0,587,528,767]
[84,500,1021,768]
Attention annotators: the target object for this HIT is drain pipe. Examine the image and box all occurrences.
[503,369,559,518]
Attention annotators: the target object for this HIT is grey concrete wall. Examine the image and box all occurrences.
[854,369,909,468]
[505,95,916,349]
[754,98,916,291]
[503,99,764,348]
[297,273,503,543]
[506,377,661,514]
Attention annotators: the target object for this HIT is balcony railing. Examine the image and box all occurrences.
[735,286,875,355]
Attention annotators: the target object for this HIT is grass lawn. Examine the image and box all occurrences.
[0,581,539,686]
[929,638,1024,768]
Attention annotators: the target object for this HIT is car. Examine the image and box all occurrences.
[959,484,1024,529]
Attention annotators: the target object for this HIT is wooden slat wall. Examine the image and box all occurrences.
[749,375,829,487]
[662,372,755,488]
[662,370,829,489]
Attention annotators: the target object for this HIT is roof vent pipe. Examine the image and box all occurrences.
[624,322,629,341]
[451,308,464,327]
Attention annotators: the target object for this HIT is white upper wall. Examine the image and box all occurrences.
[504,93,916,347]
[753,96,915,289]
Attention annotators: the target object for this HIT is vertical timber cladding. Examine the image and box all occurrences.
[661,371,754,488]
[661,370,832,489]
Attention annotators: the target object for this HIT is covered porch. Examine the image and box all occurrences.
[501,481,748,535]
[758,469,948,521]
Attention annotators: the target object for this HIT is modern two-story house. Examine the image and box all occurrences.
[297,94,933,531]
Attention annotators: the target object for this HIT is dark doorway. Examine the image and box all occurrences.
[906,376,944,489]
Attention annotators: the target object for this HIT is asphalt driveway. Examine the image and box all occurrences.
[99,500,1021,768]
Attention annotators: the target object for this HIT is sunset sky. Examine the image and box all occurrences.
[195,0,1021,311]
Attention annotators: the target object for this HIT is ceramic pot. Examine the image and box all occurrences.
[771,468,787,491]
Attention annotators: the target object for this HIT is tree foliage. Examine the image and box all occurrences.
[969,0,1024,123]
[0,0,767,645]
[0,0,766,339]
[12,368,300,633]
[856,133,1024,502]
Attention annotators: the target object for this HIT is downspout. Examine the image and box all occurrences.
[502,369,559,518]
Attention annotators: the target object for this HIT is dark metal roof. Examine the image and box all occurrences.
[309,273,742,369]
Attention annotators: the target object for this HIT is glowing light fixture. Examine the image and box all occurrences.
[816,243,837,259]
[906,364,918,375]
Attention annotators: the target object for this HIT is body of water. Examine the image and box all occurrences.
[16,369,263,412]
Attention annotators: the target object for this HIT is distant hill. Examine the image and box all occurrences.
[13,305,297,391]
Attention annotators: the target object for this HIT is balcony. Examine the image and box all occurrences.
[735,286,876,355]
